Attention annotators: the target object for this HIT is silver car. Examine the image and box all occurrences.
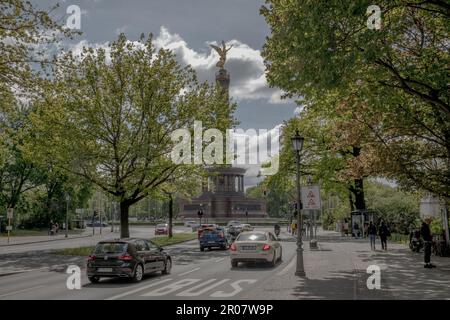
[230,231,282,268]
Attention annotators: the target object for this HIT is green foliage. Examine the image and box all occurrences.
[26,34,235,237]
[261,0,450,199]
[365,181,420,233]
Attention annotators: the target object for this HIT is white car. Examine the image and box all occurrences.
[184,220,199,228]
[230,231,282,268]
[227,220,241,227]
[240,224,254,231]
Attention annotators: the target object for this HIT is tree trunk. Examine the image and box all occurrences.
[168,194,173,238]
[348,190,355,211]
[120,201,130,238]
[354,178,366,211]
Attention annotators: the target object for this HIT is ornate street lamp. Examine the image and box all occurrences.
[291,130,305,276]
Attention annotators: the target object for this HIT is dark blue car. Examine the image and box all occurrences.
[199,227,228,251]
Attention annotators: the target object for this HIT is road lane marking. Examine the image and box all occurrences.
[214,258,225,263]
[142,278,201,297]
[210,279,257,298]
[276,256,296,276]
[0,285,45,298]
[105,278,173,300]
[178,267,200,276]
[177,278,230,297]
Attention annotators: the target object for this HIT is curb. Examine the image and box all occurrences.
[0,234,93,247]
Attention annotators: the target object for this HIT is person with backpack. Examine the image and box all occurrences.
[378,221,390,250]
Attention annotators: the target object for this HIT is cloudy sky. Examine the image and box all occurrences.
[33,0,299,187]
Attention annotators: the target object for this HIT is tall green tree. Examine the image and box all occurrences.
[27,34,235,238]
[0,0,76,91]
[261,0,450,199]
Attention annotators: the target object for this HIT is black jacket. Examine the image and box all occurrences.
[379,225,389,237]
[421,223,432,241]
[368,225,377,235]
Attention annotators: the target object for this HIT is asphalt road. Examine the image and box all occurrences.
[0,227,297,300]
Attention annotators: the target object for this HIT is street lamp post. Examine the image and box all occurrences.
[65,194,71,238]
[291,129,305,277]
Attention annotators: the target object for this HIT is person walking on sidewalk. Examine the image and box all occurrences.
[421,219,436,268]
[379,221,390,250]
[368,221,377,250]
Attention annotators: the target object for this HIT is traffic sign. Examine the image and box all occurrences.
[301,185,321,210]
[7,208,13,219]
[6,226,12,231]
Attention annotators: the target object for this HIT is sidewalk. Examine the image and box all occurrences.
[0,228,115,246]
[248,228,450,300]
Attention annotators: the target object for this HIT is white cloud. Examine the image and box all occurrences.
[65,26,289,105]
[153,26,288,104]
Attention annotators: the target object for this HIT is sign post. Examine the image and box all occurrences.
[6,208,13,244]
[301,186,321,248]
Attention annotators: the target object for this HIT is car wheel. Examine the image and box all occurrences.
[132,264,144,282]
[88,276,100,284]
[269,253,276,267]
[200,246,204,252]
[162,258,172,275]
[231,260,238,268]
[278,248,283,262]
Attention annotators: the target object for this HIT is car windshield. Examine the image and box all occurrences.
[156,224,167,228]
[94,242,127,254]
[237,233,267,241]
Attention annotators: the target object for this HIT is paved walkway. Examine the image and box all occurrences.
[0,228,113,246]
[245,228,450,300]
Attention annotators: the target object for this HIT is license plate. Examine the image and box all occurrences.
[208,241,215,243]
[241,246,256,250]
[97,268,113,272]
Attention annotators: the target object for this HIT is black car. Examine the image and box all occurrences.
[86,238,172,283]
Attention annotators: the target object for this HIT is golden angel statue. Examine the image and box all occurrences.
[210,41,233,69]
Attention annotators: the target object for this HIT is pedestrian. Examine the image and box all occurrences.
[353,222,360,238]
[49,220,54,235]
[368,221,377,250]
[343,221,349,237]
[379,221,390,250]
[55,222,59,234]
[421,219,436,268]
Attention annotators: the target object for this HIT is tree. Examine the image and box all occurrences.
[0,0,76,92]
[27,34,235,238]
[261,0,449,199]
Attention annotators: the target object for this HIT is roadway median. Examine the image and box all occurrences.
[52,232,198,256]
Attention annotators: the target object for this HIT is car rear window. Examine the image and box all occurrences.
[237,233,267,241]
[201,228,218,235]
[94,242,127,254]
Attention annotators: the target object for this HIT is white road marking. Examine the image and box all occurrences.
[214,258,225,263]
[177,278,230,297]
[104,278,173,300]
[0,285,45,298]
[210,279,257,298]
[178,267,200,276]
[276,256,296,276]
[142,278,201,297]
